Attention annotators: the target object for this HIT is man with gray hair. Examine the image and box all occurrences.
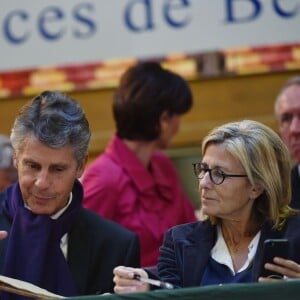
[0,135,18,194]
[274,76,300,209]
[0,91,140,299]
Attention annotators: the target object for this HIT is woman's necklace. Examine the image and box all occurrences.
[226,238,240,254]
[222,221,259,255]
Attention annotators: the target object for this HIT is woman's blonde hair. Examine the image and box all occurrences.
[202,120,295,229]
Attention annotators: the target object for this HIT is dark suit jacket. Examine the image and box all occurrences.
[0,204,140,296]
[290,165,300,209]
[158,216,300,288]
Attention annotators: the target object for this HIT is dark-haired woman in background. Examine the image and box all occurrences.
[82,62,197,267]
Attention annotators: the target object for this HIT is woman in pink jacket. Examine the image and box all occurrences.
[82,62,197,267]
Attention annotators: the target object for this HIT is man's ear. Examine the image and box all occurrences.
[77,155,88,178]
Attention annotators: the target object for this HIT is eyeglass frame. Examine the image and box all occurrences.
[192,162,248,185]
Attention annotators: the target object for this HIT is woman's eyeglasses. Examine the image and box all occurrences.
[193,162,247,185]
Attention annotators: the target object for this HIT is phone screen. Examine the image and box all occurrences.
[259,239,289,279]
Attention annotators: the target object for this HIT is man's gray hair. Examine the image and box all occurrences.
[10,91,91,165]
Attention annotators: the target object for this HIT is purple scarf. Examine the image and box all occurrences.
[1,180,83,298]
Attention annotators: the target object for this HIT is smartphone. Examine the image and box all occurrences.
[259,239,289,279]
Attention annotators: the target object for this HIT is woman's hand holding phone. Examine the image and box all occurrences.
[259,257,300,282]
[258,239,300,282]
[259,239,289,279]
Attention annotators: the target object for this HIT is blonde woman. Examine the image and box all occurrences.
[113,120,300,292]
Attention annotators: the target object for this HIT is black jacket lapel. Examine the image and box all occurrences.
[67,210,91,295]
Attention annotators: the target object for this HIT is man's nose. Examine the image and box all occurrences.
[35,171,50,188]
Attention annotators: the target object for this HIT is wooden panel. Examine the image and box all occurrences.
[177,72,293,148]
[0,70,299,162]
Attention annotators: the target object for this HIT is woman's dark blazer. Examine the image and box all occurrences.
[158,216,300,288]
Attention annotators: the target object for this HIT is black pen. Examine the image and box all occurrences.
[133,274,174,289]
